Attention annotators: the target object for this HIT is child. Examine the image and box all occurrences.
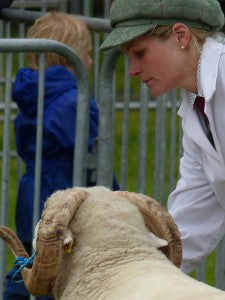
[4,11,119,300]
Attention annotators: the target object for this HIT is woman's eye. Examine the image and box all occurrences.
[135,50,144,59]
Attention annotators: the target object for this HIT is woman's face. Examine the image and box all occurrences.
[122,32,193,96]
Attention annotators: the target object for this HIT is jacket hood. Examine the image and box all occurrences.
[12,65,77,116]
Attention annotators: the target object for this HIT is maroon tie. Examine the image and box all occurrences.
[194,96,209,125]
[194,96,215,149]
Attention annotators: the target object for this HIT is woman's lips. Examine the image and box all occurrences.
[144,78,154,87]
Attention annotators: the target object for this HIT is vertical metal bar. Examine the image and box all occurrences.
[18,22,25,65]
[5,20,11,39]
[83,0,92,16]
[59,0,68,11]
[18,0,24,9]
[72,82,90,187]
[104,0,111,17]
[16,21,25,184]
[153,94,167,205]
[216,236,225,290]
[169,89,177,193]
[97,48,121,187]
[30,53,45,300]
[110,72,116,184]
[16,3,25,189]
[158,94,167,206]
[0,52,12,298]
[153,97,161,200]
[93,32,100,101]
[137,84,149,194]
[41,0,47,12]
[196,259,206,283]
[32,53,45,232]
[120,57,130,189]
[0,20,4,96]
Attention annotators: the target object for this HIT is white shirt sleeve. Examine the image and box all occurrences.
[168,131,225,274]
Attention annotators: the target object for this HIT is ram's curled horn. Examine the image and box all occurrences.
[114,191,182,268]
[2,188,88,298]
[0,226,29,259]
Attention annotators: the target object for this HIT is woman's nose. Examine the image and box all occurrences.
[129,62,141,77]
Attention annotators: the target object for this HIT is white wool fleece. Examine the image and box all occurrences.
[37,187,225,300]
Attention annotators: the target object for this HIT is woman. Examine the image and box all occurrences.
[100,0,225,274]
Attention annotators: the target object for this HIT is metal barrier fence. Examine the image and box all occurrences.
[11,0,68,12]
[0,7,111,102]
[0,38,91,299]
[0,5,225,299]
[11,0,113,17]
[97,47,182,200]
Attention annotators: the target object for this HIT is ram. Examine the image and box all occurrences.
[1,186,225,299]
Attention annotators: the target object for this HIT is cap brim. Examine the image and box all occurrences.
[100,24,155,50]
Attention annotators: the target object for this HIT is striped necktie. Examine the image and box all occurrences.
[194,96,216,150]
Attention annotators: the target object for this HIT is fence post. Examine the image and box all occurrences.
[97,47,121,187]
[0,51,12,298]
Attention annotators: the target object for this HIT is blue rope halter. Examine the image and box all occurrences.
[11,253,35,284]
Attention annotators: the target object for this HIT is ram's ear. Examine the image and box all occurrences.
[114,191,182,268]
[63,229,74,253]
[148,232,168,249]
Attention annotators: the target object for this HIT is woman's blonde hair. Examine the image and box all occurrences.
[149,25,211,54]
[26,11,91,69]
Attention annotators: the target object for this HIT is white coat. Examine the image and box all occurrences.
[168,36,225,274]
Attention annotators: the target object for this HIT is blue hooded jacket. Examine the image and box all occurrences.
[12,65,119,243]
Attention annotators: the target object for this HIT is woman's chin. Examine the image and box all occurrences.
[149,86,171,97]
[149,88,164,97]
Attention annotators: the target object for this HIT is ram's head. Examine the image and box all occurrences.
[0,187,182,297]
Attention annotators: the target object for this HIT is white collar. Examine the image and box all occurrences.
[186,56,203,108]
[186,37,223,107]
[186,91,196,108]
[197,55,204,97]
[199,37,223,101]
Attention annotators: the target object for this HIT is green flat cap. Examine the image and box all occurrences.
[100,0,225,50]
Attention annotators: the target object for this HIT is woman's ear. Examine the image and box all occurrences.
[172,23,191,50]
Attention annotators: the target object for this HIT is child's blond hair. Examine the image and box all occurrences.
[26,11,91,69]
